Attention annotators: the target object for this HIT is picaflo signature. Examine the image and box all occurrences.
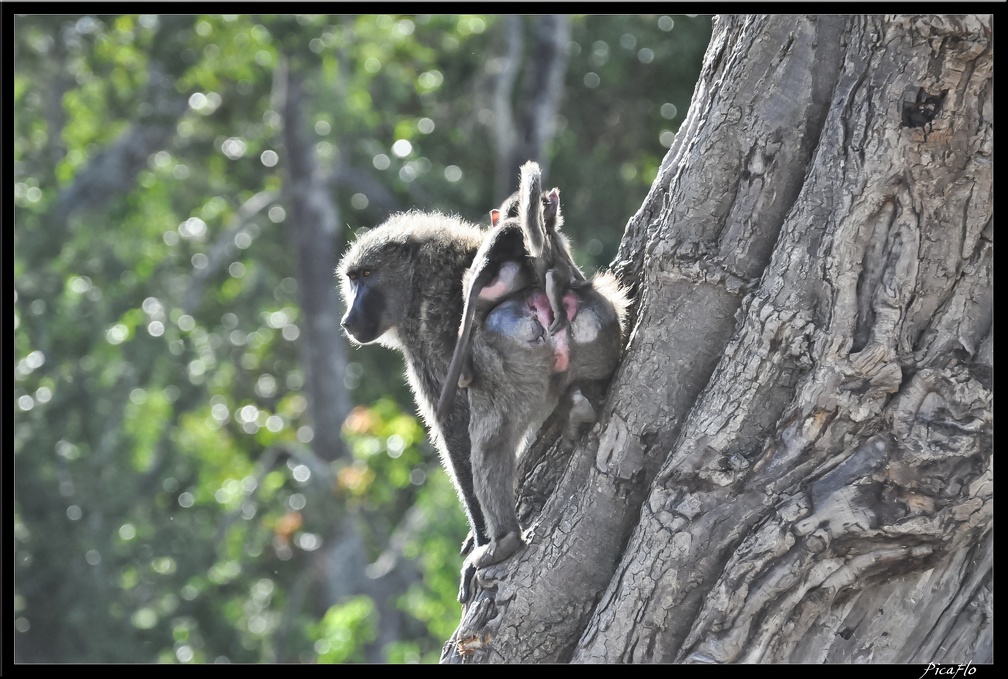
[919,663,976,679]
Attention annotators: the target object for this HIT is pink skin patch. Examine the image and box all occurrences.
[552,331,570,372]
[478,261,521,302]
[527,291,575,372]
[527,291,554,329]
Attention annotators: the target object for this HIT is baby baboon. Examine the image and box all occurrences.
[436,161,585,421]
[510,160,587,337]
[460,271,628,578]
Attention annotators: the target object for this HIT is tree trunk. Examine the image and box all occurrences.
[278,58,351,462]
[490,15,571,198]
[279,54,431,663]
[443,14,992,664]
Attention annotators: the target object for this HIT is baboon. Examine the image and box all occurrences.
[338,211,487,600]
[338,210,627,602]
[510,161,588,337]
[460,272,628,579]
[436,161,585,421]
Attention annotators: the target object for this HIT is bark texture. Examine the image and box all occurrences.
[443,14,992,664]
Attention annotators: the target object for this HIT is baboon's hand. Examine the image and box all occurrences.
[561,388,597,451]
[458,561,478,604]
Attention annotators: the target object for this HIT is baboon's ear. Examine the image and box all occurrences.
[545,189,560,221]
[490,209,501,227]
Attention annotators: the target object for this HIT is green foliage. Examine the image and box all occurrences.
[13,12,708,663]
[313,596,378,663]
[555,15,712,267]
[397,469,474,642]
[338,400,470,661]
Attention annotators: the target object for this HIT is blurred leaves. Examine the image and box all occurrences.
[13,12,709,663]
[312,596,378,663]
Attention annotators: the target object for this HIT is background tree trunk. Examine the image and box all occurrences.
[443,14,992,664]
[489,15,571,198]
[279,55,420,662]
[278,57,350,463]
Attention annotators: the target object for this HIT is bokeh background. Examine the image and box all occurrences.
[12,13,711,663]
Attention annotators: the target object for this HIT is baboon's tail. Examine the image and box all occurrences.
[519,161,544,258]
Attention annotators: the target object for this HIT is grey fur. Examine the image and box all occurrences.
[436,161,585,421]
[460,272,628,576]
[337,211,489,603]
[337,209,629,603]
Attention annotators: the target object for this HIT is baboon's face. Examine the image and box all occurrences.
[340,266,393,345]
[338,239,410,347]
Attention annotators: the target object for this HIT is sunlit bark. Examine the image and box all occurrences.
[443,14,992,664]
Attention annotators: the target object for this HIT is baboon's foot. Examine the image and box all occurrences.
[473,531,524,569]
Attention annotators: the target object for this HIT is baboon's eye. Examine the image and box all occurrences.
[348,271,359,281]
[361,269,371,277]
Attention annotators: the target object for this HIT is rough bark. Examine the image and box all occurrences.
[444,14,991,664]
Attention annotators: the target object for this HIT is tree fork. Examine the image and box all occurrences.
[443,14,992,664]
